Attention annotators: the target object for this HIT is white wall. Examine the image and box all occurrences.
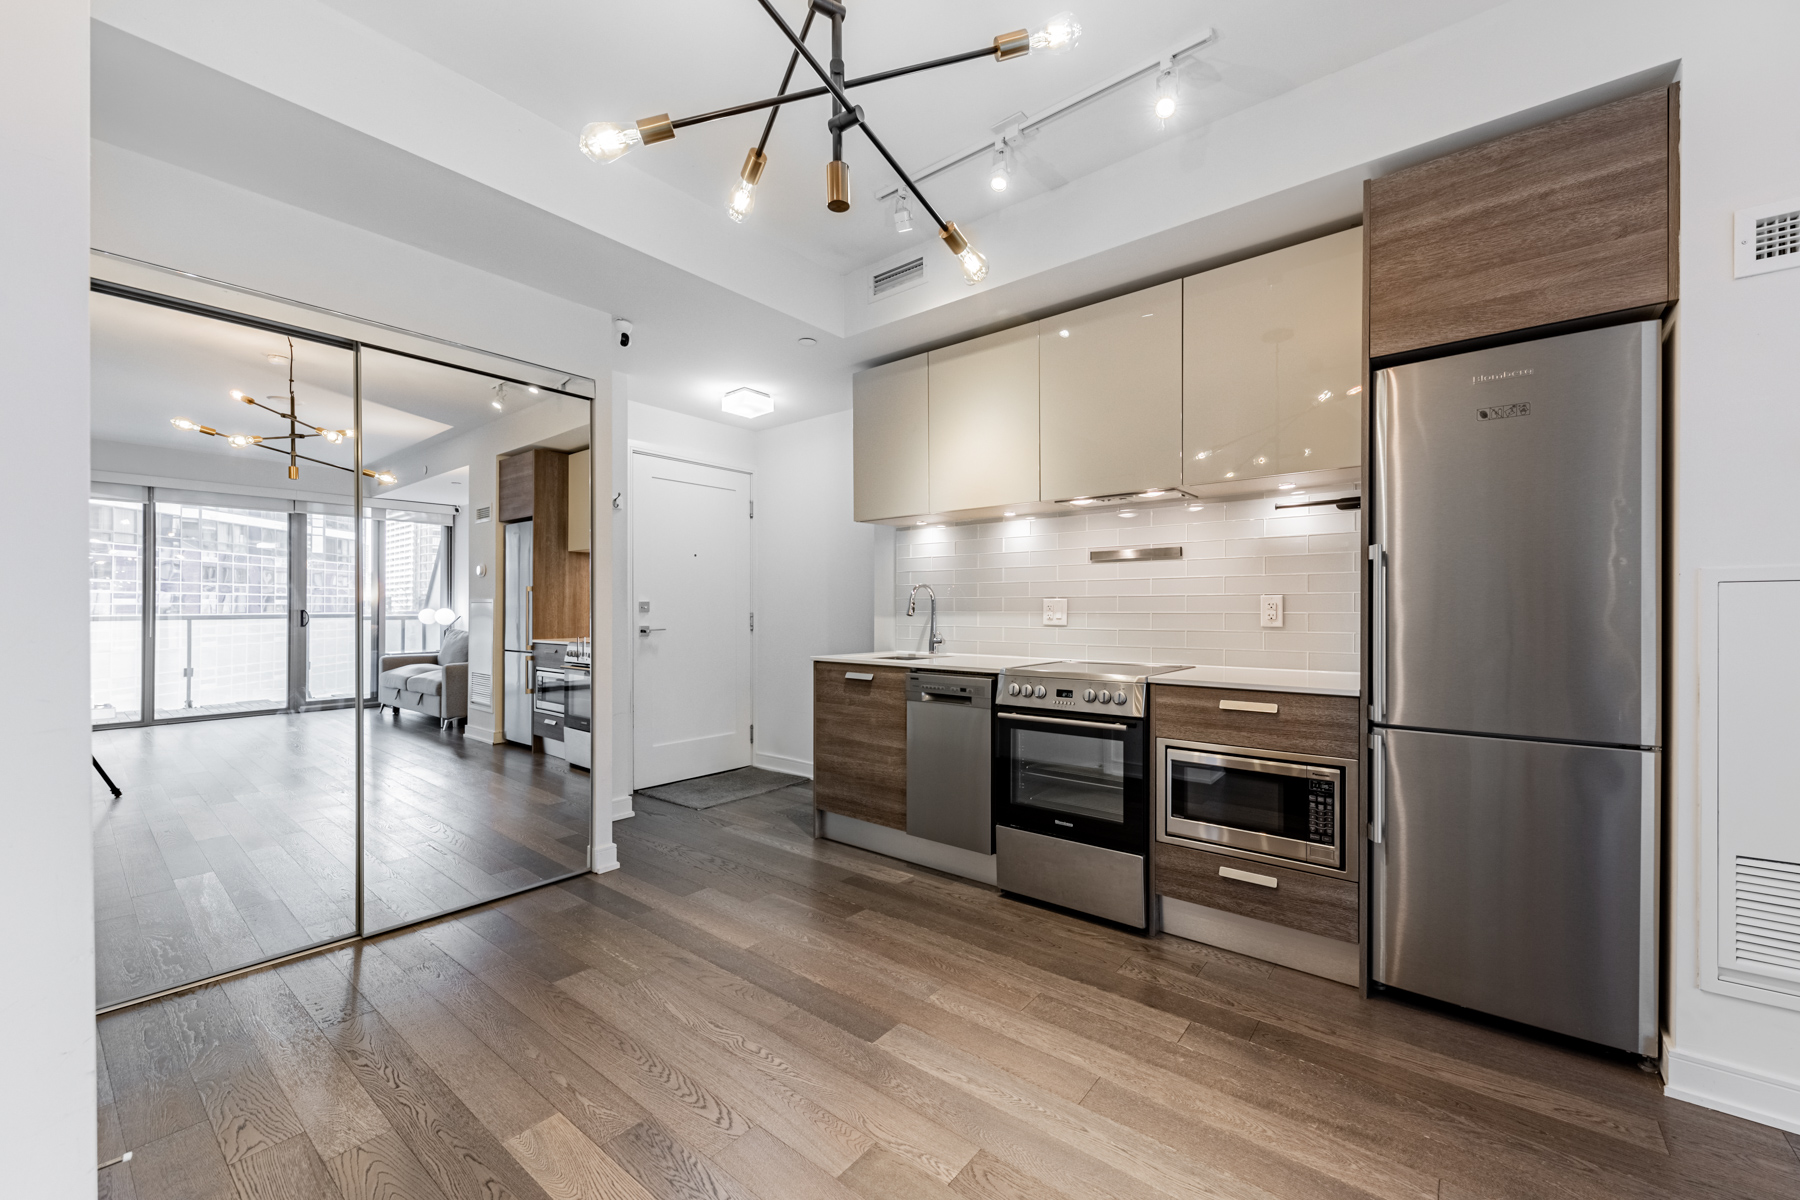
[1,6,95,1195]
[91,141,620,863]
[753,410,874,776]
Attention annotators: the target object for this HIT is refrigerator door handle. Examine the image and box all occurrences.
[1368,731,1385,844]
[1369,543,1387,723]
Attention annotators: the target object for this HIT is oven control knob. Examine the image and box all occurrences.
[1083,688,1096,702]
[1112,690,1128,705]
[1008,683,1020,696]
[1033,685,1047,698]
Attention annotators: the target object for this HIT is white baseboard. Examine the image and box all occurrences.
[467,717,503,745]
[590,841,620,874]
[611,794,635,820]
[1159,894,1359,986]
[821,811,996,885]
[754,751,813,778]
[1665,1045,1800,1135]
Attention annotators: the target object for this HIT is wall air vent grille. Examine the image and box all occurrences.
[469,671,492,710]
[1734,199,1800,277]
[476,505,492,523]
[872,257,925,300]
[1734,856,1800,974]
[1755,210,1800,262]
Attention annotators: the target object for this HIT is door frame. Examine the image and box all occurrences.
[625,441,755,794]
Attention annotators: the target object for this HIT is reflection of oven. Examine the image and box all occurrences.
[993,662,1181,931]
[1158,739,1357,876]
[530,640,589,769]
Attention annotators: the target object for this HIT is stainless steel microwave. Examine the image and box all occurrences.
[1156,739,1358,878]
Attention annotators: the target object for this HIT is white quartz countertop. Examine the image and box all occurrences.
[1152,665,1361,698]
[813,652,1057,674]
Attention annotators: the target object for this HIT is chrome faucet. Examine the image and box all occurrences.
[907,583,944,652]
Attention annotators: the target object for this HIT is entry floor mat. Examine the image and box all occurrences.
[635,765,808,810]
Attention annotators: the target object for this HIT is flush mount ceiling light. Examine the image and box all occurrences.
[722,386,775,418]
[169,337,394,486]
[578,2,1086,285]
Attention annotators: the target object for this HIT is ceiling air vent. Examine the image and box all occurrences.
[1734,198,1800,277]
[871,257,925,301]
[1733,855,1800,976]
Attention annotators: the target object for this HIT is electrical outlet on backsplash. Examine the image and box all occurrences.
[891,497,1360,670]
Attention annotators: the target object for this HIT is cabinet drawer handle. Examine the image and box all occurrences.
[844,672,875,681]
[1220,866,1278,888]
[1219,699,1279,714]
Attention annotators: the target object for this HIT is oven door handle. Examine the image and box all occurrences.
[996,712,1129,730]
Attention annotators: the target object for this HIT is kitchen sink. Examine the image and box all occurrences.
[877,653,938,660]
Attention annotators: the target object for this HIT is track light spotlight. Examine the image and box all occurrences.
[1153,59,1177,121]
[892,192,914,233]
[989,140,1011,192]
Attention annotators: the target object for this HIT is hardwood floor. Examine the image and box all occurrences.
[93,710,592,1008]
[102,784,1800,1200]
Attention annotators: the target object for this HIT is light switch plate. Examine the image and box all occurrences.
[1042,598,1069,627]
[1260,594,1284,628]
[638,600,650,613]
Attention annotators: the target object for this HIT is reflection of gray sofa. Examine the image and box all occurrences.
[379,628,468,729]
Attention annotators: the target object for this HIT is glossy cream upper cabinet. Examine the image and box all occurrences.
[928,325,1038,512]
[1184,229,1363,487]
[853,354,929,521]
[1039,281,1183,501]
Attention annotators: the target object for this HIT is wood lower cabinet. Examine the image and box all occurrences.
[1368,85,1677,358]
[1154,840,1358,942]
[1151,683,1360,759]
[1150,683,1362,944]
[812,662,907,830]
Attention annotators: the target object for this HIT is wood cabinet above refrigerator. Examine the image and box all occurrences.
[1367,85,1677,359]
[928,325,1039,513]
[852,353,929,522]
[1038,281,1183,502]
[1184,229,1364,492]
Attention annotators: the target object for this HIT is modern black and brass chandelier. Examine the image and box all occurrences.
[577,2,1083,284]
[170,338,396,486]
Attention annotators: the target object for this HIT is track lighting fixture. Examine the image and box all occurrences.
[989,140,1012,192]
[576,0,1067,284]
[1153,59,1178,121]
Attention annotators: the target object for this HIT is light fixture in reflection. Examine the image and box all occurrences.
[1347,385,1363,395]
[1118,510,1137,518]
[1278,483,1296,490]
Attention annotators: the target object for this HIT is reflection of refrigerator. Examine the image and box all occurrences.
[503,520,534,746]
[1370,321,1660,1055]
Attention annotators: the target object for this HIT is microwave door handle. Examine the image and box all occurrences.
[1368,731,1385,844]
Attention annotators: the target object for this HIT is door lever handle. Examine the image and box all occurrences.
[638,626,667,637]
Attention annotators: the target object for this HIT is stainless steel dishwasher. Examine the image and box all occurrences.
[905,671,995,853]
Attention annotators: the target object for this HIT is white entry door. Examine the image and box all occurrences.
[632,451,753,788]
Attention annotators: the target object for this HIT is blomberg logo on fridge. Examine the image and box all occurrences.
[1472,368,1533,384]
[1477,403,1531,421]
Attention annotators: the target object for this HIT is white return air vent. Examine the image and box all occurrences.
[1734,856,1800,976]
[1734,197,1800,277]
[475,505,492,523]
[469,671,492,711]
[871,256,925,301]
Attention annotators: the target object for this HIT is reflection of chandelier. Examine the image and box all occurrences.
[170,338,396,485]
[578,2,1084,285]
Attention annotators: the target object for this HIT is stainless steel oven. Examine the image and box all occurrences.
[1157,739,1358,877]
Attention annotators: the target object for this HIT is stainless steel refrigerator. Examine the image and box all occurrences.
[1370,321,1660,1055]
[503,519,534,746]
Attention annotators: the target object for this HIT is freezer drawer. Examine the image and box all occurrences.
[1372,728,1657,1054]
[1373,321,1659,747]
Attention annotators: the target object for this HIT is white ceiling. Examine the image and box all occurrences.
[90,1,1511,432]
[90,290,558,478]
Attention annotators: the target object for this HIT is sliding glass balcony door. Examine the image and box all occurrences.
[89,494,145,725]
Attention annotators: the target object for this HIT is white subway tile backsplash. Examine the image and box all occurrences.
[894,500,1361,669]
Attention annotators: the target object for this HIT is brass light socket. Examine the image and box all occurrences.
[826,160,851,213]
[741,148,768,186]
[993,29,1030,60]
[941,222,970,256]
[636,113,676,145]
